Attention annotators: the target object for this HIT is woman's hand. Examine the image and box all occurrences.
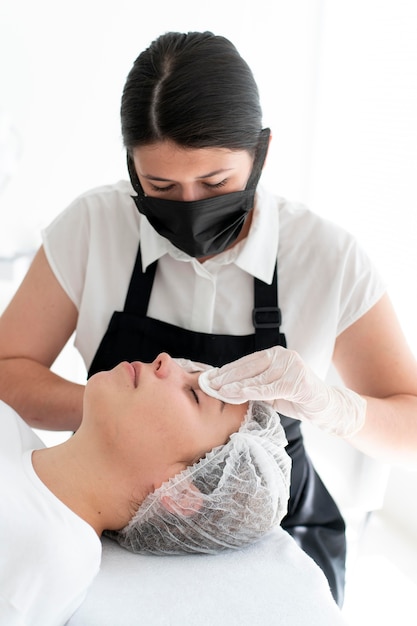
[201,347,366,438]
[173,358,212,373]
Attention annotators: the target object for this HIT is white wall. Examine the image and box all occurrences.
[302,0,417,539]
[306,0,417,356]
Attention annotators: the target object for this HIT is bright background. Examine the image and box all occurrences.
[1,1,417,623]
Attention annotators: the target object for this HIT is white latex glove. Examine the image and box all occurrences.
[173,358,213,373]
[198,347,367,438]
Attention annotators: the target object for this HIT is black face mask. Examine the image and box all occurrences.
[127,128,270,258]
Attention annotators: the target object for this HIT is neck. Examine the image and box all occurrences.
[32,433,139,536]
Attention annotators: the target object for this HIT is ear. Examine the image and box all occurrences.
[160,482,203,517]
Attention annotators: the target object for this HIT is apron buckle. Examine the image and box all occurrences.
[252,306,282,329]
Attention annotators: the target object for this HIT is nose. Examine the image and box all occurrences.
[179,184,202,202]
[152,352,172,378]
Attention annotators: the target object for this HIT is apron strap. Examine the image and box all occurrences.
[124,246,156,316]
[253,265,287,349]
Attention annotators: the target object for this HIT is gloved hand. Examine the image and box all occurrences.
[198,347,367,438]
[173,358,212,373]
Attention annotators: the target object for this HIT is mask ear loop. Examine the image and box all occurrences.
[245,128,271,191]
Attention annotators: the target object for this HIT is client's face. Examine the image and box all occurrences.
[84,353,248,489]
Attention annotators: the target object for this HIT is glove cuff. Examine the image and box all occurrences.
[319,387,367,438]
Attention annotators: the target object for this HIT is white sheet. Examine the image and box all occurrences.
[67,528,348,625]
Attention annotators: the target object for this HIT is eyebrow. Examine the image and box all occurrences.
[142,168,234,183]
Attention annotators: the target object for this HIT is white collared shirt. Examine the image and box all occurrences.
[139,184,279,335]
[43,181,385,378]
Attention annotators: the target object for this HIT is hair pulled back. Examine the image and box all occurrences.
[121,31,263,154]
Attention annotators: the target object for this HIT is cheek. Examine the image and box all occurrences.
[154,405,203,459]
[223,402,248,432]
[134,393,186,448]
[84,374,112,414]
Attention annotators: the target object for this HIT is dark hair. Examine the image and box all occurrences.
[121,31,263,154]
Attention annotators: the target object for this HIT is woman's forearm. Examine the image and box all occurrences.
[0,357,84,431]
[349,393,417,466]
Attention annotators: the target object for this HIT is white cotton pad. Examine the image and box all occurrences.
[198,369,247,404]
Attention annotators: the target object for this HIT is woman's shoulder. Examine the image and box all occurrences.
[284,201,353,246]
[68,180,135,214]
[44,180,139,239]
[259,187,358,256]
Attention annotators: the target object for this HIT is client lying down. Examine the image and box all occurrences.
[0,352,290,626]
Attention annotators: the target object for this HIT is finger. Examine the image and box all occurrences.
[208,351,278,388]
[219,382,282,400]
[174,358,212,372]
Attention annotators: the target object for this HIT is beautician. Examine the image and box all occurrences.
[0,31,416,607]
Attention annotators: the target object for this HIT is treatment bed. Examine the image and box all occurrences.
[67,527,348,625]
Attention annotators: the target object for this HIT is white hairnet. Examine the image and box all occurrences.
[106,401,291,554]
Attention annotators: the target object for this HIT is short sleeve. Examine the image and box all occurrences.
[336,237,386,336]
[42,195,91,309]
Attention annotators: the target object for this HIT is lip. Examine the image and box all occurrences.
[123,362,137,387]
[130,362,140,388]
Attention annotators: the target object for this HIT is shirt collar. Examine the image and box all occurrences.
[139,185,279,284]
[139,214,180,269]
[233,185,279,284]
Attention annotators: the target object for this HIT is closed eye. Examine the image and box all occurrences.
[203,179,228,189]
[149,183,175,193]
[190,387,200,405]
[150,179,228,193]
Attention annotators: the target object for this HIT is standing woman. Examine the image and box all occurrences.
[0,31,416,606]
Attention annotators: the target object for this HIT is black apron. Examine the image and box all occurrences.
[88,246,346,606]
